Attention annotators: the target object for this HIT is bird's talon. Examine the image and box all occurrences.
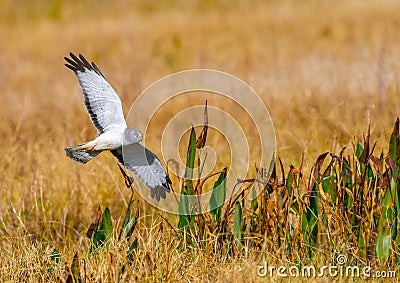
[86,145,96,151]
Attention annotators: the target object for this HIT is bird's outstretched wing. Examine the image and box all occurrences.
[111,144,171,201]
[64,53,127,135]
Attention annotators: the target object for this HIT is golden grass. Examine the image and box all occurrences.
[1,0,400,281]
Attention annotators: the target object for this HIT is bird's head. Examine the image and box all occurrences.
[133,129,143,143]
[125,128,143,144]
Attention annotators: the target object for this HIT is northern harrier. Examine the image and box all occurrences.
[64,53,171,201]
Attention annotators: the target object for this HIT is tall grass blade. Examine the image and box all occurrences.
[250,186,258,233]
[358,225,366,258]
[389,117,400,166]
[196,100,208,149]
[286,166,294,196]
[86,205,102,239]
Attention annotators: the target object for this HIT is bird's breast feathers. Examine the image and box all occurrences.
[92,130,127,151]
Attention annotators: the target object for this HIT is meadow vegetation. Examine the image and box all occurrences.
[1,0,400,281]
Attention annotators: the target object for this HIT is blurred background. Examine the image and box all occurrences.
[0,0,399,241]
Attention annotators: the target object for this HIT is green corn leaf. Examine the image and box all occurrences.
[286,166,294,195]
[181,126,197,214]
[341,157,352,189]
[382,177,397,231]
[121,238,139,277]
[121,200,134,233]
[382,186,393,211]
[92,207,113,250]
[302,153,328,250]
[250,186,258,233]
[233,201,243,246]
[390,175,399,241]
[178,126,197,230]
[322,163,336,203]
[322,175,335,202]
[305,205,318,246]
[210,168,227,225]
[184,126,197,183]
[308,184,319,224]
[66,252,81,283]
[178,189,191,229]
[127,238,138,261]
[71,253,81,283]
[301,212,309,234]
[120,214,138,241]
[358,225,366,258]
[304,169,323,248]
[355,142,364,160]
[376,225,391,260]
[120,199,138,240]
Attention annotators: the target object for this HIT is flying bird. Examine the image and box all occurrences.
[64,53,171,201]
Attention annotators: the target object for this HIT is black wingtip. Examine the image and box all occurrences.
[151,186,168,201]
[162,176,172,192]
[64,52,104,77]
[91,61,105,77]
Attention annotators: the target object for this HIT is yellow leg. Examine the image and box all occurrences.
[86,145,96,151]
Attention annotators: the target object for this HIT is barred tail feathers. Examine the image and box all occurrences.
[64,144,101,164]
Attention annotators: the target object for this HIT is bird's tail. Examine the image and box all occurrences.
[64,144,101,164]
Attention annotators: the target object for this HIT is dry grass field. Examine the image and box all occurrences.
[1,0,400,282]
